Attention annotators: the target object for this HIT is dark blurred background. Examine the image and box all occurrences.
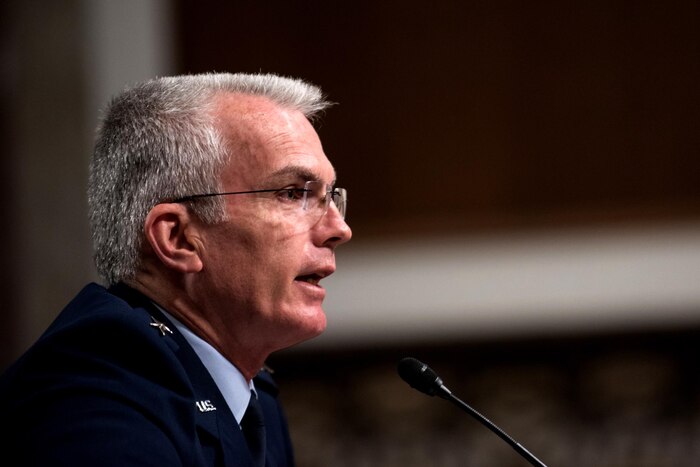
[2,1,700,465]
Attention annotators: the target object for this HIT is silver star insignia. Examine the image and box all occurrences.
[149,316,173,336]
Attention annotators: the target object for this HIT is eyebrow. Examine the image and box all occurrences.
[263,165,337,187]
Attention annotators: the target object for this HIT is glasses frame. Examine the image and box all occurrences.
[170,180,347,220]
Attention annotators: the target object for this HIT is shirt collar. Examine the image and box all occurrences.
[157,306,254,425]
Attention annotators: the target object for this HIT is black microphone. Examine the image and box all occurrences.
[397,357,547,467]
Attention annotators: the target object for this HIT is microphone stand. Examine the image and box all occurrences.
[437,386,547,467]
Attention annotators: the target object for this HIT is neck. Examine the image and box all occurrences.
[126,272,268,381]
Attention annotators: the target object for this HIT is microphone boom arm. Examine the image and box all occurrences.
[398,357,547,467]
[437,386,547,467]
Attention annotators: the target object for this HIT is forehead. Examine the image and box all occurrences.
[213,93,336,186]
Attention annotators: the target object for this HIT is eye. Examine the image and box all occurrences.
[330,189,340,202]
[277,187,308,202]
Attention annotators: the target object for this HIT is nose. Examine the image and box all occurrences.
[313,202,352,248]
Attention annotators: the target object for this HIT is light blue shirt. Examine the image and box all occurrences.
[158,308,254,426]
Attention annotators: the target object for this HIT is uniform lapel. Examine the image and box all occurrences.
[109,284,256,467]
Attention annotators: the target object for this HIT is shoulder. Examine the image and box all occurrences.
[35,282,151,336]
[1,283,190,401]
[0,283,209,465]
[29,283,176,366]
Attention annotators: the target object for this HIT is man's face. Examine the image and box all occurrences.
[194,94,352,353]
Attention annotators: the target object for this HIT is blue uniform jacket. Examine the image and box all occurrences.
[0,283,296,466]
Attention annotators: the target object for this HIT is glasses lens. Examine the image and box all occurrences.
[332,187,347,220]
[301,181,347,221]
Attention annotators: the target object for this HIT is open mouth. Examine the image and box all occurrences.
[295,274,322,286]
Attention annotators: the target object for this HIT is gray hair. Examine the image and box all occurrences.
[88,72,331,286]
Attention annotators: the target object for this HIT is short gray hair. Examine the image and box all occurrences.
[88,72,331,286]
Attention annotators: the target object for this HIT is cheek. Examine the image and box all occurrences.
[209,208,307,288]
[257,216,309,264]
[229,219,301,282]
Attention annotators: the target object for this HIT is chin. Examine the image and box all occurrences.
[273,303,327,346]
[293,310,327,342]
[302,313,327,337]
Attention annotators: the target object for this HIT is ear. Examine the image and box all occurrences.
[143,203,204,274]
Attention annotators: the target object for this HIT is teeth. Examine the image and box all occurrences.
[299,276,319,285]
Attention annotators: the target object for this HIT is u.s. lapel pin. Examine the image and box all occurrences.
[196,400,217,412]
[149,316,173,336]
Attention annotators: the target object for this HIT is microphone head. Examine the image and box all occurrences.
[397,357,445,397]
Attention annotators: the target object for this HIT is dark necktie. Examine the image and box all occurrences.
[241,390,266,467]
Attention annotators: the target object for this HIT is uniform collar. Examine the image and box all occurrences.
[155,306,255,425]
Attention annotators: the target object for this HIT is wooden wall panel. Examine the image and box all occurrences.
[176,1,700,238]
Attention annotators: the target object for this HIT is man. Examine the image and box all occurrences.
[0,73,352,466]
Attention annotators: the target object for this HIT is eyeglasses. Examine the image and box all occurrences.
[172,180,347,221]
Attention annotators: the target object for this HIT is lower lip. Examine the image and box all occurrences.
[294,279,326,300]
